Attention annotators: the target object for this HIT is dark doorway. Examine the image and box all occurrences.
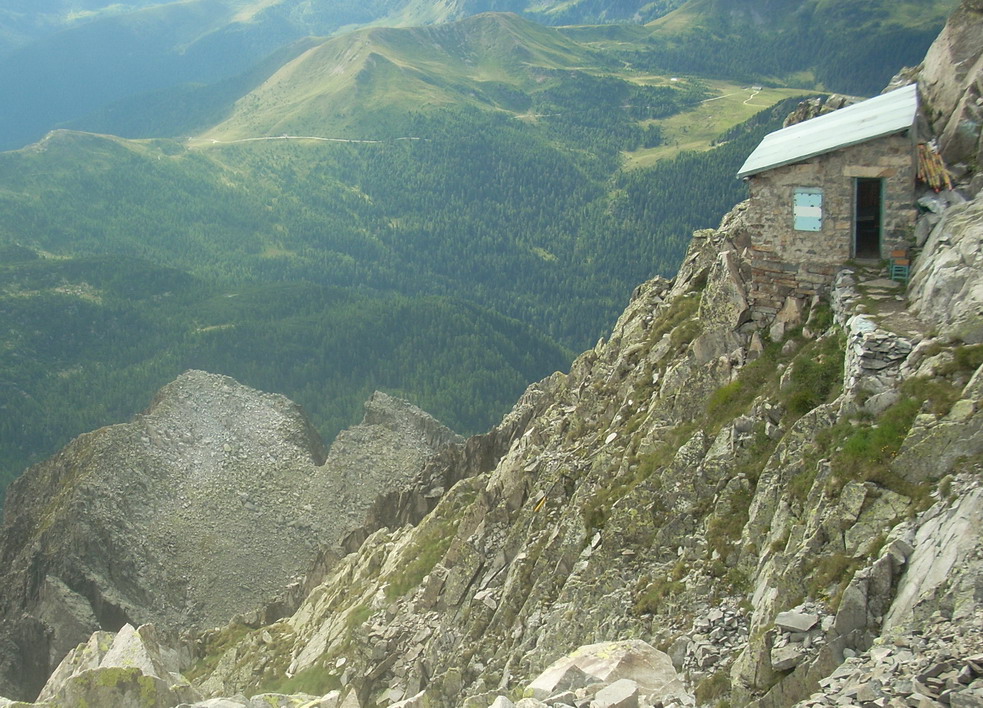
[854,178,882,258]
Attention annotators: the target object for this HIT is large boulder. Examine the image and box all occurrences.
[526,640,692,706]
[909,196,983,344]
[35,623,199,707]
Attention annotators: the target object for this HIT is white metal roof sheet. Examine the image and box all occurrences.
[737,83,918,179]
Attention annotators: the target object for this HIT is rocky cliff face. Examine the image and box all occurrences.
[171,193,979,708]
[3,3,983,708]
[0,371,459,701]
[919,0,983,186]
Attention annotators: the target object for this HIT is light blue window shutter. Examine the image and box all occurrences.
[793,188,823,231]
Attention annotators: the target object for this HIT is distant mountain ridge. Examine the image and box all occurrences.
[0,0,955,150]
[644,0,958,94]
[196,13,596,142]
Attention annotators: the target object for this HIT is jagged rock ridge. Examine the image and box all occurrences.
[0,371,460,701]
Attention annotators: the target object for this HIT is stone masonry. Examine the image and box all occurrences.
[745,133,916,318]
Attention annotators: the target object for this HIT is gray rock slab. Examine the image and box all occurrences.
[950,687,983,708]
[488,697,515,708]
[770,644,806,672]
[775,611,819,633]
[592,679,639,708]
[527,641,687,701]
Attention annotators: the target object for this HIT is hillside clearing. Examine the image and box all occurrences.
[623,80,811,168]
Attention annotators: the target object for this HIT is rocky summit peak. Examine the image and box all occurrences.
[140,369,330,466]
[0,372,460,701]
[361,391,461,449]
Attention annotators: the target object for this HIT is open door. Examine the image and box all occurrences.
[854,178,882,258]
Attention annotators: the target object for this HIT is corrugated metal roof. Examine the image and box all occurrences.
[737,84,918,179]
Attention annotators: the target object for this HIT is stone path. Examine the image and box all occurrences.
[849,263,930,341]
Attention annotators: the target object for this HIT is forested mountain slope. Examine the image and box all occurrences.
[643,0,957,94]
[0,12,803,495]
[0,254,571,494]
[195,13,598,142]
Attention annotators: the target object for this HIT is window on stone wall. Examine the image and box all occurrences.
[793,188,823,231]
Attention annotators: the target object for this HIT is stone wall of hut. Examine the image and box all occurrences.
[745,133,916,319]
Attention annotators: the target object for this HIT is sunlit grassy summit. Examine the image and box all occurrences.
[197,13,594,143]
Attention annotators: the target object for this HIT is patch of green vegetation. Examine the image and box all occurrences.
[634,560,687,614]
[345,603,373,630]
[939,343,983,378]
[900,376,960,417]
[695,670,731,705]
[834,398,921,487]
[704,344,780,430]
[724,564,751,595]
[647,292,701,347]
[769,529,791,554]
[781,333,846,418]
[669,317,703,354]
[259,663,341,697]
[581,421,694,533]
[625,80,808,166]
[185,622,251,683]
[803,544,894,611]
[383,479,480,598]
[704,429,775,591]
[808,303,835,333]
[788,464,819,505]
[952,453,983,476]
[385,521,458,599]
[706,484,754,564]
[63,665,163,706]
[804,391,930,511]
[805,552,858,602]
[235,625,302,696]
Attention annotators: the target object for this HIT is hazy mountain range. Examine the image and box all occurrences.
[0,0,955,150]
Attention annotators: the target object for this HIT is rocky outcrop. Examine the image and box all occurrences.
[782,95,860,128]
[0,373,459,701]
[517,640,692,708]
[919,0,983,179]
[33,623,200,707]
[908,195,983,343]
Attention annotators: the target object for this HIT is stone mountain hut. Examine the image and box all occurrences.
[737,83,920,316]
